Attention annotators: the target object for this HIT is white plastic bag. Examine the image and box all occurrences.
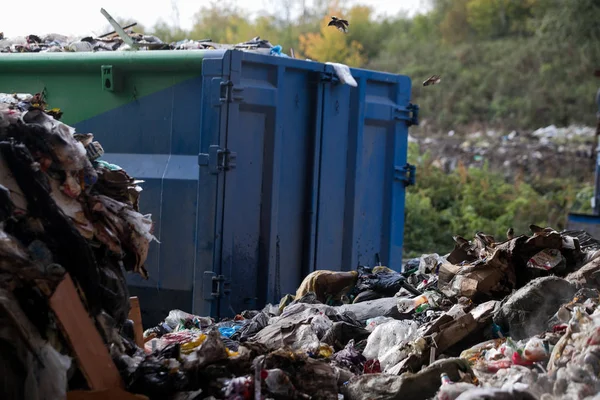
[365,316,395,332]
[325,62,358,87]
[363,320,419,371]
[38,344,72,400]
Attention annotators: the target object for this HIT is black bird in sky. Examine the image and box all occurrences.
[328,16,349,33]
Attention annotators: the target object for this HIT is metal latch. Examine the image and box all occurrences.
[219,80,244,103]
[394,103,419,126]
[198,145,237,174]
[320,72,340,84]
[394,163,416,187]
[203,271,231,299]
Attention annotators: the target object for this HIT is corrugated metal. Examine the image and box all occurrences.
[0,50,416,325]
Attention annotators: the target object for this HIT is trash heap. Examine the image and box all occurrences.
[130,227,600,400]
[3,97,600,399]
[0,29,291,57]
[0,92,156,397]
[415,125,596,183]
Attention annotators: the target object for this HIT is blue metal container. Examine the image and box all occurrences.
[0,49,417,326]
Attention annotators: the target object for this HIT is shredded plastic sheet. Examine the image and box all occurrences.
[363,320,420,371]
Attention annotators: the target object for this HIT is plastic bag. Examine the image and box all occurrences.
[263,368,297,397]
[325,62,357,87]
[218,326,239,338]
[419,253,445,274]
[165,309,212,330]
[311,314,334,338]
[523,337,548,362]
[332,340,365,374]
[365,316,395,332]
[38,344,72,400]
[356,269,407,297]
[224,376,253,399]
[362,320,420,371]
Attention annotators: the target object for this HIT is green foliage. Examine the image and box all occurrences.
[403,144,594,256]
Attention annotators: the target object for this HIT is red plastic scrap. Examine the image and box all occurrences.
[363,359,381,374]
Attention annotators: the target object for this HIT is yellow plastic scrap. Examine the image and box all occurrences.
[226,348,239,358]
[180,333,207,354]
[318,344,334,358]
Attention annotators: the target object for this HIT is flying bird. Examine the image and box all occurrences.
[423,75,441,86]
[506,228,514,240]
[328,16,349,33]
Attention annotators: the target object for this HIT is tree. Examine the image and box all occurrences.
[438,0,472,44]
[151,20,188,43]
[536,0,600,55]
[466,0,537,38]
[298,4,366,66]
[189,2,243,42]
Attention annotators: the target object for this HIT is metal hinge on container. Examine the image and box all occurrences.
[198,145,237,174]
[394,163,416,187]
[394,103,420,126]
[219,80,244,103]
[203,272,231,299]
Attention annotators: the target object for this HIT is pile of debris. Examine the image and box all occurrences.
[0,92,157,398]
[3,95,600,399]
[414,125,596,183]
[0,28,290,57]
[112,226,600,400]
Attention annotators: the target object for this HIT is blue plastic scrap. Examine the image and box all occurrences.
[269,45,290,58]
[218,325,242,338]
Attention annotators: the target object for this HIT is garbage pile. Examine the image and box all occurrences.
[0,92,156,397]
[117,226,600,399]
[0,28,291,57]
[3,95,600,399]
[414,125,596,183]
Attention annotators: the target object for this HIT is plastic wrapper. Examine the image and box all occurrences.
[362,320,420,371]
[522,337,549,362]
[311,313,334,338]
[263,368,297,397]
[165,309,213,330]
[38,344,72,400]
[365,316,395,332]
[419,253,445,274]
[331,339,365,374]
[355,267,409,297]
[527,249,565,271]
[224,376,253,399]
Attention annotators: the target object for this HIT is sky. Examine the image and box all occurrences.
[1,0,429,38]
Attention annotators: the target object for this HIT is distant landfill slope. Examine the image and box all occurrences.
[413,125,596,183]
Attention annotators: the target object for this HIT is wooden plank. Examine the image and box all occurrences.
[49,274,123,390]
[127,296,144,348]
